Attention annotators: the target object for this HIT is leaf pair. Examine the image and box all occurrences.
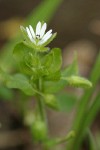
[13,42,62,81]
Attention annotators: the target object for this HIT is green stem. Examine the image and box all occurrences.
[37,77,46,121]
[37,78,49,150]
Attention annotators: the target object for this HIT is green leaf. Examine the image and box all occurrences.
[61,76,92,88]
[48,48,62,73]
[41,51,53,69]
[6,74,35,96]
[13,42,35,75]
[57,92,77,112]
[13,42,33,61]
[35,48,62,81]
[44,55,79,93]
[44,80,66,93]
[44,94,59,110]
[0,68,43,97]
[42,48,62,73]
[44,71,61,81]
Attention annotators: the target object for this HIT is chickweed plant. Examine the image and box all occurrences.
[0,21,92,149]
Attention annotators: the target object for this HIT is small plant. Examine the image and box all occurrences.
[0,21,92,149]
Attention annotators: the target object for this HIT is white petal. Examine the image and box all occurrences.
[26,27,33,40]
[40,23,47,38]
[42,29,52,40]
[38,33,52,45]
[26,27,36,44]
[29,25,35,38]
[36,22,41,35]
[42,33,52,43]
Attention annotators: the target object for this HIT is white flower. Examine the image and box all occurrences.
[21,21,55,47]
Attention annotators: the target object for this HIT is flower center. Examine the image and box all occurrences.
[36,34,40,40]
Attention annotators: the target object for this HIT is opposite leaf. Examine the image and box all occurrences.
[6,74,35,95]
[42,48,62,74]
[13,42,34,75]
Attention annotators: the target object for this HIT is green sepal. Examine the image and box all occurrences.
[36,47,50,52]
[44,94,59,110]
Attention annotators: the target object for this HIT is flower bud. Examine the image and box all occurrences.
[31,119,47,141]
[44,94,59,110]
[61,75,92,88]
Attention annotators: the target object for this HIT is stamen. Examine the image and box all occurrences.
[36,34,40,39]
